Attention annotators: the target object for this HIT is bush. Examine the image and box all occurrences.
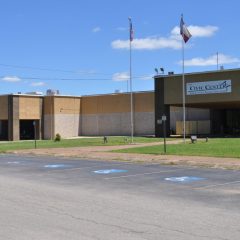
[54,133,61,142]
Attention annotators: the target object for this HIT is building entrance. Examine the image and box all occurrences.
[0,120,8,140]
[211,109,240,136]
[20,120,37,140]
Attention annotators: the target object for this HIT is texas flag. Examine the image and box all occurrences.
[129,17,134,42]
[180,16,192,43]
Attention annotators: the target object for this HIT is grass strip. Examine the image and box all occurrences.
[113,138,240,158]
[0,136,165,152]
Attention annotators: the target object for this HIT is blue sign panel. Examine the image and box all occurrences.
[93,169,128,174]
[164,176,205,183]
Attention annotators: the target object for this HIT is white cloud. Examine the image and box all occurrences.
[171,25,218,38]
[31,81,45,87]
[112,24,219,51]
[1,76,21,82]
[180,54,240,67]
[112,72,129,81]
[92,27,101,33]
[112,37,181,50]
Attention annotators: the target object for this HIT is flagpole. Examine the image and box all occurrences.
[182,38,186,143]
[129,17,134,143]
[180,14,191,143]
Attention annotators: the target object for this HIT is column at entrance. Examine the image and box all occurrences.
[155,77,170,137]
[8,95,20,141]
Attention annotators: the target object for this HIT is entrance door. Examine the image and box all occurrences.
[20,120,36,140]
[211,109,240,136]
[0,120,8,140]
[225,110,240,135]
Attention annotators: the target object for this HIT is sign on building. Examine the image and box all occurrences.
[186,80,232,95]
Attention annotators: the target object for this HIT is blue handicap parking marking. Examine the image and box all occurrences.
[44,164,71,169]
[93,169,128,174]
[164,176,206,183]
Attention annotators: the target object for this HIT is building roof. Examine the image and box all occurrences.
[81,90,154,98]
[0,90,154,98]
[154,68,240,79]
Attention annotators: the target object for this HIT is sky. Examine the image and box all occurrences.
[0,0,240,96]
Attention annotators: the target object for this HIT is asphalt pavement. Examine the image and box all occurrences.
[0,154,239,240]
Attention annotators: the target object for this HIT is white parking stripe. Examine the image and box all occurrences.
[194,180,240,189]
[45,166,101,172]
[104,168,186,180]
[44,161,140,172]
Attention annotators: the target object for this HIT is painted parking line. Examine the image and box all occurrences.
[164,176,206,183]
[44,164,73,169]
[104,168,187,180]
[42,161,168,172]
[7,161,21,164]
[93,169,128,174]
[194,180,240,190]
[42,162,138,172]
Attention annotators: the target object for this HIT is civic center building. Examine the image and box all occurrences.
[0,68,240,141]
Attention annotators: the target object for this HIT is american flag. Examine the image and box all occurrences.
[129,17,134,42]
[180,16,192,43]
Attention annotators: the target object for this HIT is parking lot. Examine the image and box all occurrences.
[0,154,240,240]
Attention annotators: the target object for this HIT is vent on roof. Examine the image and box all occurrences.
[46,89,60,96]
[25,92,43,95]
[115,89,122,93]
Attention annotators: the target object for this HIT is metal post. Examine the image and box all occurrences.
[182,38,186,143]
[129,17,134,143]
[162,115,167,153]
[33,120,37,149]
[130,40,134,143]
